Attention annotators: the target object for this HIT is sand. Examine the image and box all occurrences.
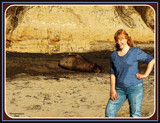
[5,42,155,118]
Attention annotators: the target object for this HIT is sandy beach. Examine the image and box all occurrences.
[5,42,155,118]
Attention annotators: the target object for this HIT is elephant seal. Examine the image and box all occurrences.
[58,54,104,73]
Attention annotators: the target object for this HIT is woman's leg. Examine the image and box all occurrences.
[105,87,127,117]
[127,83,144,117]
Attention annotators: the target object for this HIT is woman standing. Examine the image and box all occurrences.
[105,29,154,117]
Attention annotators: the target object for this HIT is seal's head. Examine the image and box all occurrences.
[93,65,104,73]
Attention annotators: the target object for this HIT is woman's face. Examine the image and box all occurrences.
[116,34,128,50]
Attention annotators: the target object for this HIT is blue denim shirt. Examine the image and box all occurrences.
[109,47,154,88]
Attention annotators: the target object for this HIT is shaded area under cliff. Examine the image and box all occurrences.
[6,48,154,80]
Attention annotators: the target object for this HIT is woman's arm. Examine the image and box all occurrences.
[136,59,155,80]
[110,74,117,101]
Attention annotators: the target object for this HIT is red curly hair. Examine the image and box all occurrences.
[114,29,134,50]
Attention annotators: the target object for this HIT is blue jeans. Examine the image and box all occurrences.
[105,83,144,117]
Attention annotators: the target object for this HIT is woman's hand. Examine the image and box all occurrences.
[110,89,117,101]
[136,59,154,80]
[136,73,147,80]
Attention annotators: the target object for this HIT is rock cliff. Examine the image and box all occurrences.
[6,5,154,53]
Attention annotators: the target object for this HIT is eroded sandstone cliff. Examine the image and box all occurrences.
[6,5,154,53]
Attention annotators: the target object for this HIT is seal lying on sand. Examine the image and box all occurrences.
[58,54,104,73]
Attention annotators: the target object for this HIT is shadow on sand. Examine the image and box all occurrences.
[6,48,154,80]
